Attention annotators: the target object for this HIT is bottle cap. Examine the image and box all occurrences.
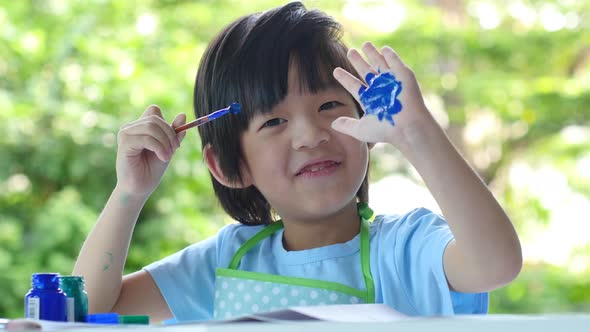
[60,275,84,283]
[31,273,61,289]
[59,276,85,290]
[86,313,119,324]
[119,315,150,325]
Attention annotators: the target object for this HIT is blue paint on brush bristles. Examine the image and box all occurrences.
[358,72,403,125]
[208,102,241,121]
[175,102,241,133]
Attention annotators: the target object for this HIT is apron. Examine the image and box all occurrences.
[213,203,376,320]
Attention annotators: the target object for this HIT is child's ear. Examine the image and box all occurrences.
[203,144,253,188]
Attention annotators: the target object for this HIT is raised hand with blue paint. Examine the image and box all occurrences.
[332,42,433,146]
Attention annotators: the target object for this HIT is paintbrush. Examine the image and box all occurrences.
[175,102,241,133]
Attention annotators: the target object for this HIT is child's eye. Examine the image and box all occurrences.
[262,118,287,128]
[319,101,343,111]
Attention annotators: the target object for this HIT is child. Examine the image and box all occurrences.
[73,1,522,322]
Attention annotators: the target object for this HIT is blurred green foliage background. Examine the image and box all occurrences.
[1,0,589,318]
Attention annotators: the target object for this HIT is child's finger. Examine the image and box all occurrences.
[333,68,364,104]
[142,104,163,118]
[381,46,409,76]
[347,48,377,84]
[178,130,186,144]
[137,104,178,150]
[122,121,174,156]
[135,135,170,162]
[172,113,186,144]
[122,133,171,162]
[361,42,389,73]
[134,115,179,150]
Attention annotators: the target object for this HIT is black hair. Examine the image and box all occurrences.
[194,1,369,225]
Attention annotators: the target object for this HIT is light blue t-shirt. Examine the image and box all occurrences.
[144,208,488,321]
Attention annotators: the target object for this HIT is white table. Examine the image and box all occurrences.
[168,315,590,332]
[4,314,590,331]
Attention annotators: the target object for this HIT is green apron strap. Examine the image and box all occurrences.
[358,201,376,303]
[360,217,375,303]
[228,221,284,270]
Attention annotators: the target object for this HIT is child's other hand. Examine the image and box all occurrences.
[115,105,186,197]
[332,42,434,151]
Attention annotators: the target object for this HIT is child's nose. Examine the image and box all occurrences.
[291,118,330,150]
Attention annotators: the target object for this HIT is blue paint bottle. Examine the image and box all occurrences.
[24,273,67,321]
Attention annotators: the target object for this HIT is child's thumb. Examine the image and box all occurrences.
[172,113,186,126]
[331,117,360,139]
[173,113,187,142]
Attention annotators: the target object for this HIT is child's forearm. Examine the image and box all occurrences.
[72,186,149,313]
[396,118,522,292]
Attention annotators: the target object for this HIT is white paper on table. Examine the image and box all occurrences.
[217,304,407,323]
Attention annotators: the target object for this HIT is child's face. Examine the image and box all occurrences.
[240,67,369,222]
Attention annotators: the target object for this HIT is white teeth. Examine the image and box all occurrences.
[301,161,338,174]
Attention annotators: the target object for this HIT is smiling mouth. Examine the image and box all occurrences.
[296,161,341,176]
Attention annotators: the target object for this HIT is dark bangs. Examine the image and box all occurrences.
[193,2,367,225]
[235,6,360,120]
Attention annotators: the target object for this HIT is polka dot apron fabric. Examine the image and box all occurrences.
[213,205,375,320]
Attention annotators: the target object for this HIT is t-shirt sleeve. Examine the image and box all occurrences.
[143,233,220,321]
[385,208,488,315]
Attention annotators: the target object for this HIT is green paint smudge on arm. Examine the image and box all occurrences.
[120,193,130,205]
[102,252,114,271]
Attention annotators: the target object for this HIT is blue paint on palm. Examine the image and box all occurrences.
[358,72,403,125]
